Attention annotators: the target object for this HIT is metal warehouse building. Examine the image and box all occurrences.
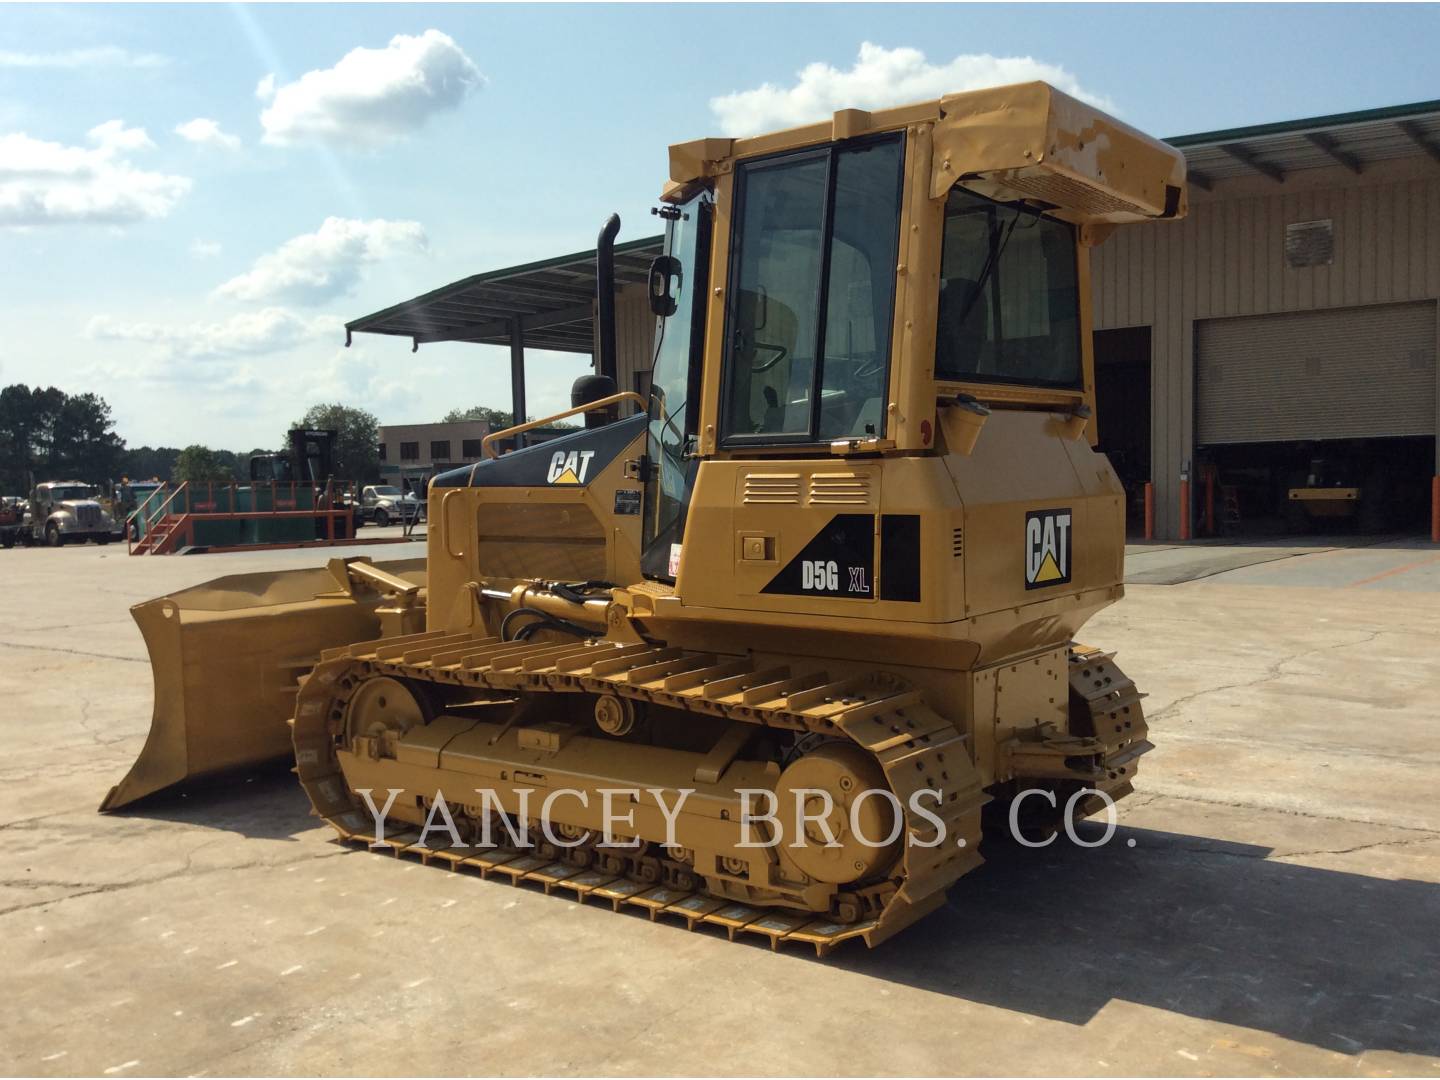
[1092,99,1440,539]
[351,98,1440,543]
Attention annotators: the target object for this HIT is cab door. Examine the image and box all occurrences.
[640,192,713,581]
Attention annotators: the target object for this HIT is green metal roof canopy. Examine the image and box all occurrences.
[348,100,1440,353]
[346,234,664,354]
[1165,98,1440,191]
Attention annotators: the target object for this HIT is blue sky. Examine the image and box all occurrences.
[2,2,1437,450]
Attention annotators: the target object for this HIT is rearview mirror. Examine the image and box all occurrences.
[648,255,681,317]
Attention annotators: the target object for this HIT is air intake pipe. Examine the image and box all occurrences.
[571,373,618,428]
[596,213,620,384]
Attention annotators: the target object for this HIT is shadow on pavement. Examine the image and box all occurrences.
[837,823,1440,1058]
[104,762,312,842]
[108,778,1440,1057]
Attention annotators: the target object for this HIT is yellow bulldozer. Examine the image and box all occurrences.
[103,82,1185,953]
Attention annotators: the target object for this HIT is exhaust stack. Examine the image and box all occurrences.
[595,213,620,384]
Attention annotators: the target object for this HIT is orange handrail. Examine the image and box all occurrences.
[124,483,171,551]
[128,480,190,554]
[481,391,645,459]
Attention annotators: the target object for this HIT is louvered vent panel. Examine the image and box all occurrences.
[742,473,802,505]
[807,472,871,506]
[952,527,964,558]
[1000,172,1138,217]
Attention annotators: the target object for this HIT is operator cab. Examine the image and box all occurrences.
[250,429,337,486]
[637,86,1169,585]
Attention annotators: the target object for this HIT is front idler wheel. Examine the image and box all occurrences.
[343,675,431,758]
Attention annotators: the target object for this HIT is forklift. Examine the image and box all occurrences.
[248,428,362,536]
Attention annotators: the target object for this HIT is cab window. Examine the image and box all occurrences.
[721,135,903,445]
[935,187,1081,388]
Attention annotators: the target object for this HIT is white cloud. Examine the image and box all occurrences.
[0,121,189,227]
[709,42,1114,137]
[214,216,428,305]
[87,307,343,362]
[0,46,168,70]
[87,119,155,154]
[174,117,241,151]
[258,30,483,148]
[190,238,222,259]
[289,346,429,418]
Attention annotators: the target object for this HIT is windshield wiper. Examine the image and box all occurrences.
[951,206,1025,331]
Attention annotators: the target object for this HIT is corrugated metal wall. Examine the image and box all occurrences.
[1092,159,1440,537]
[1196,303,1436,444]
[613,285,655,416]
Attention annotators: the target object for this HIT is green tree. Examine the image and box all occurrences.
[0,384,123,493]
[120,446,180,483]
[287,403,380,484]
[50,392,125,482]
[172,445,232,483]
[441,405,514,427]
[0,385,44,492]
[441,404,578,431]
[210,449,244,481]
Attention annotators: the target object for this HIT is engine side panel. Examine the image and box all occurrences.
[426,417,647,631]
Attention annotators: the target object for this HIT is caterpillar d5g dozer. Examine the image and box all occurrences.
[106,81,1186,953]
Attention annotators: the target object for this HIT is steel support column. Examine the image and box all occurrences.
[509,318,527,451]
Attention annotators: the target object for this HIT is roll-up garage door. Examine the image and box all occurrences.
[1196,301,1436,444]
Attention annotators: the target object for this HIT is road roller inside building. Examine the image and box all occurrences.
[104,81,1186,953]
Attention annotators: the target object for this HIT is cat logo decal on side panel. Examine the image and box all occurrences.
[1025,508,1072,589]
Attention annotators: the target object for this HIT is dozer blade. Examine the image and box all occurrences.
[100,557,425,812]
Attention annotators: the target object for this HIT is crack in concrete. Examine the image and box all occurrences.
[0,639,146,664]
[1146,629,1385,724]
[1131,788,1440,838]
[1163,832,1440,864]
[74,690,134,749]
[10,618,135,634]
[1156,728,1440,768]
[0,810,83,833]
[0,877,97,890]
[1271,834,1440,861]
[0,844,350,918]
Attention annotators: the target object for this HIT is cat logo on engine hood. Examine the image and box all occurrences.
[1025,508,1072,589]
[547,449,595,485]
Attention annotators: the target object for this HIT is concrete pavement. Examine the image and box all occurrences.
[1,536,1437,1076]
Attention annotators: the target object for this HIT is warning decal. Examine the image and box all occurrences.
[1025,508,1072,590]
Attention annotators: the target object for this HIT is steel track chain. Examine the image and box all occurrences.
[291,631,1153,954]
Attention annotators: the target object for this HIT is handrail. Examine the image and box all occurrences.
[128,480,189,554]
[124,483,169,541]
[439,489,465,558]
[126,489,161,552]
[481,391,646,460]
[125,476,369,553]
[126,483,167,524]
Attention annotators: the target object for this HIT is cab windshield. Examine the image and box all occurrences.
[49,486,95,501]
[935,187,1081,389]
[720,134,904,444]
[372,486,402,497]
